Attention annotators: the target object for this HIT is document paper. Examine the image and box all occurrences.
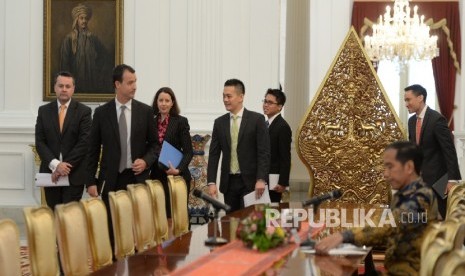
[243,186,271,207]
[35,173,70,187]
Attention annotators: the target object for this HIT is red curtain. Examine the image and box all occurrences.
[352,1,461,130]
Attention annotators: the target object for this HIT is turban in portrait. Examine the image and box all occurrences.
[71,3,92,20]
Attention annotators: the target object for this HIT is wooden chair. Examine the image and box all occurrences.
[80,198,113,271]
[55,202,90,276]
[0,219,21,276]
[167,175,189,237]
[109,190,135,259]
[146,179,169,244]
[23,206,60,276]
[127,184,155,251]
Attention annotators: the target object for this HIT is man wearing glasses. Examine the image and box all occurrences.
[263,88,292,202]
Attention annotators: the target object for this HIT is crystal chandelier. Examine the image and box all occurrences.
[364,0,439,65]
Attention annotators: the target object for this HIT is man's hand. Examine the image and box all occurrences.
[315,233,343,255]
[208,184,218,198]
[87,185,99,197]
[51,171,60,183]
[445,181,455,195]
[255,180,266,199]
[165,161,180,176]
[273,184,286,193]
[56,162,72,176]
[132,159,147,175]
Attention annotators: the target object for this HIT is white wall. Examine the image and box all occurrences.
[0,0,280,206]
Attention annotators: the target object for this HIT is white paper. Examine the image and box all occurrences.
[35,173,70,187]
[300,243,370,256]
[268,174,279,190]
[243,186,271,207]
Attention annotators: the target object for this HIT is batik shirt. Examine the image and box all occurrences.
[342,180,438,275]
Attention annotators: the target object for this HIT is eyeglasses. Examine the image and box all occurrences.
[262,99,278,105]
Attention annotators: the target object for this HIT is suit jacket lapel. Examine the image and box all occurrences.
[165,115,177,142]
[225,114,231,148]
[238,109,248,144]
[50,102,60,136]
[108,100,120,149]
[420,108,432,144]
[61,100,75,136]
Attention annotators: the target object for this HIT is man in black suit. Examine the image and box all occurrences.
[404,84,461,217]
[86,64,157,231]
[263,88,292,202]
[207,79,270,212]
[35,71,92,210]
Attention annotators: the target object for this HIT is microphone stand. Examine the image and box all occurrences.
[205,206,228,246]
[300,202,321,247]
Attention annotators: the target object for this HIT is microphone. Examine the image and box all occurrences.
[193,189,231,212]
[302,189,343,207]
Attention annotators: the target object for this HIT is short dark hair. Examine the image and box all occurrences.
[224,79,245,95]
[404,84,427,102]
[152,87,180,116]
[265,88,287,106]
[385,141,423,175]
[112,64,135,87]
[54,71,75,85]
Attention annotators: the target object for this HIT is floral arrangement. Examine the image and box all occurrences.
[236,206,288,252]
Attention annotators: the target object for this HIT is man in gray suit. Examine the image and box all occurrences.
[35,71,92,210]
[207,79,270,212]
[405,84,461,217]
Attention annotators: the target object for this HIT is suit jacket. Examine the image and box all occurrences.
[268,114,292,186]
[207,109,270,194]
[35,99,92,186]
[151,114,194,184]
[87,99,158,190]
[408,107,461,186]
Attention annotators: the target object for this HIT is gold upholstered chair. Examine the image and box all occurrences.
[420,238,453,276]
[23,206,60,276]
[446,195,465,219]
[108,190,135,259]
[146,179,169,244]
[127,184,155,251]
[440,250,465,275]
[80,198,113,271]
[55,202,90,276]
[0,219,21,276]
[167,175,189,237]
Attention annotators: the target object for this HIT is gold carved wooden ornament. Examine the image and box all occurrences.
[296,27,406,204]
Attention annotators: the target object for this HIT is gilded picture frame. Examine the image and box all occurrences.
[43,0,123,102]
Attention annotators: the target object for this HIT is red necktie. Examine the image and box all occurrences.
[415,117,422,145]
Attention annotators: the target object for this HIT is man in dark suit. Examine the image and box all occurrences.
[207,79,270,212]
[86,64,157,238]
[263,88,292,202]
[404,84,461,217]
[35,71,92,210]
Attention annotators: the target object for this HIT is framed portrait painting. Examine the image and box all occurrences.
[43,0,123,102]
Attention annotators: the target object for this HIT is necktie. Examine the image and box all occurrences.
[230,115,239,173]
[119,105,128,172]
[265,120,270,128]
[59,105,67,132]
[416,117,422,145]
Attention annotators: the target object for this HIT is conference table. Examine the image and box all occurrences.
[91,202,386,275]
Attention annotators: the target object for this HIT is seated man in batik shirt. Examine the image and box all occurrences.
[316,141,438,275]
